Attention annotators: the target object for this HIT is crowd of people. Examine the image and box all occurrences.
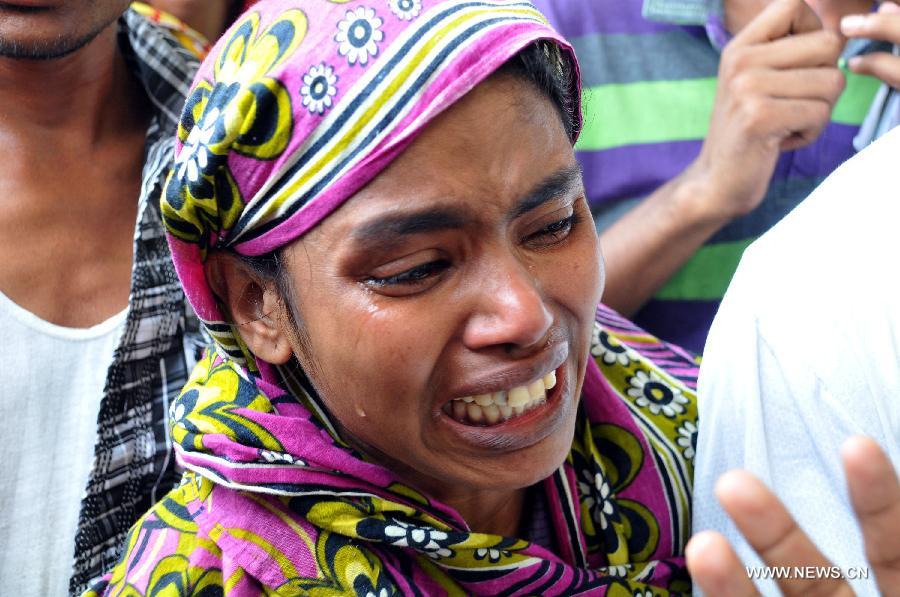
[0,0,896,595]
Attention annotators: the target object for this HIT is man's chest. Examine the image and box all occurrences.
[0,177,141,328]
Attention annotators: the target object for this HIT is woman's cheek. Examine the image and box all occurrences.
[332,304,437,414]
[549,245,601,312]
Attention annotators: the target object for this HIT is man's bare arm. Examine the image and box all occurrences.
[598,0,844,316]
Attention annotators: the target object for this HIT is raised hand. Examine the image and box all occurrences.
[687,0,845,222]
[686,437,900,596]
[842,2,900,88]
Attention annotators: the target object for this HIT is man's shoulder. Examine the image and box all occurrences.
[744,126,900,275]
[122,5,201,87]
[129,2,209,61]
[119,5,202,132]
[719,127,900,369]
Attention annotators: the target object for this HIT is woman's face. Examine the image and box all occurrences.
[277,74,604,501]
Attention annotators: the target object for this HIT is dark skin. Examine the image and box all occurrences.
[210,75,604,536]
[688,437,900,596]
[0,0,150,327]
[599,0,885,317]
[207,72,900,586]
[841,0,900,87]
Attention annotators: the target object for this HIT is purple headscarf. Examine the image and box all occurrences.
[162,0,580,372]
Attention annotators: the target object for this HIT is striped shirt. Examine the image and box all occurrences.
[67,9,203,595]
[535,0,880,353]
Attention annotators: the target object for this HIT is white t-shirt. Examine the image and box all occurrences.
[692,127,900,595]
[0,292,126,597]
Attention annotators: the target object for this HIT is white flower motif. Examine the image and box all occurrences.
[260,450,305,465]
[383,523,410,545]
[475,547,509,563]
[591,329,631,366]
[424,547,453,559]
[578,470,615,530]
[676,420,698,460]
[627,370,688,418]
[175,107,219,183]
[300,63,338,115]
[365,590,389,597]
[389,0,422,20]
[633,590,654,597]
[383,520,453,557]
[335,7,384,66]
[605,564,631,577]
[171,402,186,423]
[626,370,651,399]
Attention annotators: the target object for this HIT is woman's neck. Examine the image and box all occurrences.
[436,486,527,537]
[335,417,531,536]
[363,438,530,535]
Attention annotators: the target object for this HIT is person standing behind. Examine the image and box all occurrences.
[146,0,254,42]
[132,2,215,55]
[534,0,889,353]
[692,122,900,597]
[0,1,202,595]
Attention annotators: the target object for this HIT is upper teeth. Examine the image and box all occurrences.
[445,371,557,426]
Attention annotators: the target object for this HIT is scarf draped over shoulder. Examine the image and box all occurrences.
[88,308,698,596]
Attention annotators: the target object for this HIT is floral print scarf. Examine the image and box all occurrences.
[89,1,699,594]
[89,307,698,596]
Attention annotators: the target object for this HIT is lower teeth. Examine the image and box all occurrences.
[444,395,546,426]
[444,371,557,426]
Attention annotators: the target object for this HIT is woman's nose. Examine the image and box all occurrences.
[462,260,553,352]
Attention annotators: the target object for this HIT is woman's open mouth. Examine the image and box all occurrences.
[441,370,558,426]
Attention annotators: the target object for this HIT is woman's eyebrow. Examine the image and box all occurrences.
[348,164,582,248]
[350,207,468,248]
[508,164,583,220]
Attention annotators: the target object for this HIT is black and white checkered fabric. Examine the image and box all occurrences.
[68,10,202,595]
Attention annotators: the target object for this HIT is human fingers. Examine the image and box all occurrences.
[841,2,900,44]
[762,97,834,151]
[686,531,760,597]
[847,51,900,88]
[719,30,843,96]
[736,0,823,45]
[730,67,844,103]
[730,29,845,70]
[707,91,831,152]
[843,436,900,596]
[841,2,900,87]
[715,470,853,597]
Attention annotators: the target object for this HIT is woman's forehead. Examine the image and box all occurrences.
[309,78,578,241]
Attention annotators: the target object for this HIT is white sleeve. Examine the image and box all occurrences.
[692,128,900,595]
[691,264,883,596]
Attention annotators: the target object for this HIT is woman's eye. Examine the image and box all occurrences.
[366,259,451,291]
[525,213,581,247]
